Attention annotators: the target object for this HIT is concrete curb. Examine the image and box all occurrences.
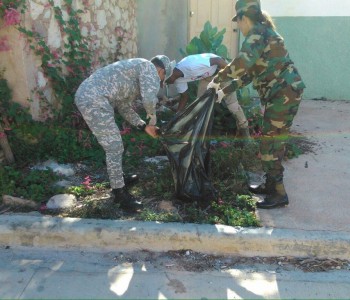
[1,214,349,259]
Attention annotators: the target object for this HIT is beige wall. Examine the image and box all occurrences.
[0,25,32,111]
[0,0,138,119]
[136,0,188,61]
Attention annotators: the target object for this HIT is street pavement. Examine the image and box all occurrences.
[1,247,350,299]
[1,99,350,299]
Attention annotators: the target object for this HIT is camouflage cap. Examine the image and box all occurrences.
[232,0,261,22]
[151,55,176,80]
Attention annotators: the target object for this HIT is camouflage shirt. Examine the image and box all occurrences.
[75,58,160,127]
[214,23,306,102]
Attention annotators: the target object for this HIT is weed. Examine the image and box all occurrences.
[210,201,259,227]
[67,182,109,198]
[138,209,181,223]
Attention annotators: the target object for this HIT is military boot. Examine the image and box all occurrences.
[123,173,139,186]
[257,181,289,209]
[112,186,143,212]
[249,175,276,194]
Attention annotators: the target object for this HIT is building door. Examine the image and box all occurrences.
[189,0,239,59]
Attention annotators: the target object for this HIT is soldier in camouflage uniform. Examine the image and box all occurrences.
[208,0,306,209]
[75,55,174,211]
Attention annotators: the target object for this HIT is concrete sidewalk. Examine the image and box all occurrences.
[258,99,350,232]
[0,99,350,260]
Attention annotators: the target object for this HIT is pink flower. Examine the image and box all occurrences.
[82,176,92,189]
[4,8,21,26]
[130,138,136,142]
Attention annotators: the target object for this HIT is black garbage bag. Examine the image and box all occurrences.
[159,89,218,204]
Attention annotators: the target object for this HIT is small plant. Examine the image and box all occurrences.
[180,21,230,60]
[67,182,108,198]
[177,194,259,227]
[179,21,231,106]
[138,209,181,223]
[210,200,259,227]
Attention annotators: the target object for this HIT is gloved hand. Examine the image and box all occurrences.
[207,80,220,92]
[145,125,159,138]
[216,89,225,103]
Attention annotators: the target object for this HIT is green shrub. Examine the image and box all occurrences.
[180,21,230,60]
[0,166,61,202]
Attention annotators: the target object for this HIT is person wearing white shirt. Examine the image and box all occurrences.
[166,53,250,137]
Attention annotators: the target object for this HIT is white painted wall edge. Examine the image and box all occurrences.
[262,0,350,17]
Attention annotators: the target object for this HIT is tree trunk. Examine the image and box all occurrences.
[0,123,15,164]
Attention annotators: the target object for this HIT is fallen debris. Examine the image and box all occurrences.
[112,250,350,273]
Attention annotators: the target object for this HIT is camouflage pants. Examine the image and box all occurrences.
[75,94,125,189]
[197,78,248,129]
[260,86,303,182]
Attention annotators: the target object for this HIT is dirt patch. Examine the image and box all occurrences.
[291,134,319,154]
[286,133,319,157]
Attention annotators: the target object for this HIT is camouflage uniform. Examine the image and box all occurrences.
[213,22,306,182]
[75,58,160,189]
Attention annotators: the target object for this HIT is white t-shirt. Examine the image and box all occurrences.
[174,53,219,93]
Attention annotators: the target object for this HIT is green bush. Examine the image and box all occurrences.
[7,122,104,165]
[180,21,230,60]
[0,166,61,202]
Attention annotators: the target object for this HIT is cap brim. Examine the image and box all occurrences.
[165,60,176,80]
[232,15,238,22]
